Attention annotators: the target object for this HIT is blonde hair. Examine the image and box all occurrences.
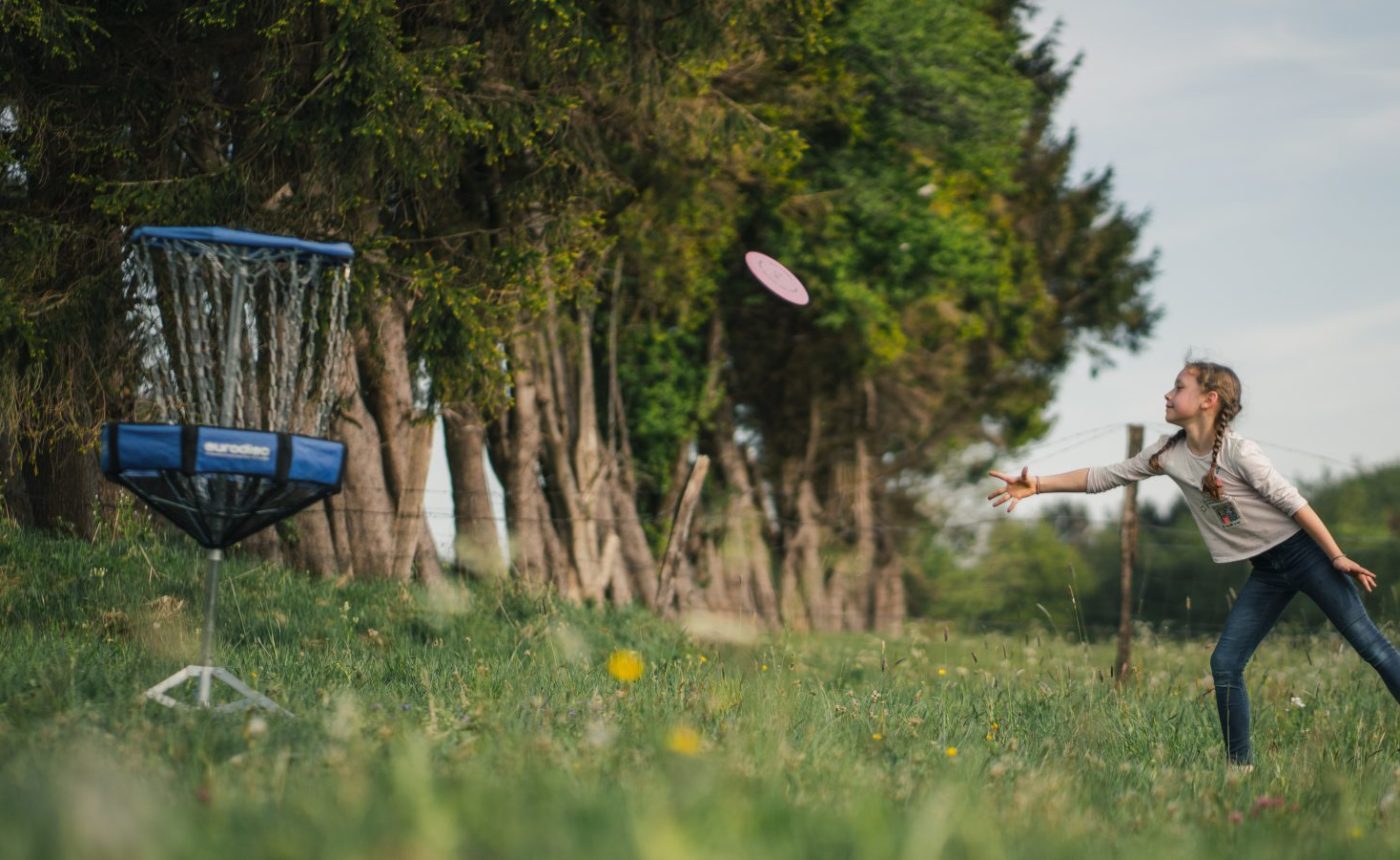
[1148,360,1242,500]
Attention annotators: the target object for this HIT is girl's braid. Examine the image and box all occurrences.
[1200,365,1242,499]
[1148,430,1185,473]
[1202,410,1233,500]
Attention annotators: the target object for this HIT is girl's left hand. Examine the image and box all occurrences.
[1334,556,1377,593]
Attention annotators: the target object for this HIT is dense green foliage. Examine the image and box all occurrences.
[2,0,1157,556]
[6,520,1400,858]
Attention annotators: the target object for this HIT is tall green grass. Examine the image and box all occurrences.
[3,517,1400,858]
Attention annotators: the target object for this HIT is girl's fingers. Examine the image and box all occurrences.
[987,467,1032,510]
[1347,561,1376,578]
[1344,564,1377,592]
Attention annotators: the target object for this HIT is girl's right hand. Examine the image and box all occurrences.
[987,466,1038,513]
[1333,555,1378,593]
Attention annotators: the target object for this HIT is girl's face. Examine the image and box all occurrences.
[1164,368,1216,425]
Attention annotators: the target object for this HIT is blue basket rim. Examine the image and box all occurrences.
[128,226,354,260]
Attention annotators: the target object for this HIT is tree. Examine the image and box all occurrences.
[684,0,1159,630]
[2,0,146,536]
[928,518,1094,629]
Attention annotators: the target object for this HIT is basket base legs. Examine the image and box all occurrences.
[144,665,292,716]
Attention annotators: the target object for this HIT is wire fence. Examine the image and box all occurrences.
[8,421,1399,634]
[14,486,1400,547]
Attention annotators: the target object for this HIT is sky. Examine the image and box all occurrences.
[425,1,1400,552]
[1006,0,1400,522]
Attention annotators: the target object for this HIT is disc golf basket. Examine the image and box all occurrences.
[101,226,353,715]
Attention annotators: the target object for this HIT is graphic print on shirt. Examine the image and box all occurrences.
[1202,495,1245,529]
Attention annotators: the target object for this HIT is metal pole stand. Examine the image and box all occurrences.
[143,549,292,716]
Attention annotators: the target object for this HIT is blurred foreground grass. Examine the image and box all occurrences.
[4,518,1400,859]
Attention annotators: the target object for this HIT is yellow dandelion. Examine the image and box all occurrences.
[761,663,769,672]
[666,725,702,756]
[607,649,644,683]
[872,733,884,742]
[985,733,995,741]
[937,667,947,677]
[945,746,958,758]
[699,655,708,664]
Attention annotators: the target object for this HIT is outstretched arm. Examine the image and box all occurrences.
[986,467,1090,513]
[1293,504,1377,592]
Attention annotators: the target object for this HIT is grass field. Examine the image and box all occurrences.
[4,517,1400,859]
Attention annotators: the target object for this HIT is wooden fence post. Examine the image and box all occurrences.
[1115,424,1143,685]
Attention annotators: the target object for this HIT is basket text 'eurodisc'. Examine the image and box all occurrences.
[204,441,272,460]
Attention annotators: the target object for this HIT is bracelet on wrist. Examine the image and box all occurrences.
[1032,476,1041,495]
[1330,553,1347,563]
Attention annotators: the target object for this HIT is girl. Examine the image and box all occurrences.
[986,360,1400,766]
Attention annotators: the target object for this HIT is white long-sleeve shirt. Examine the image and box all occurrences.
[1086,430,1307,563]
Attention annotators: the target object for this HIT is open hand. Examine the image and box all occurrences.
[1334,555,1378,593]
[987,466,1037,513]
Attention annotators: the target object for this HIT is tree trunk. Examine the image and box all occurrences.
[777,399,837,630]
[281,502,335,578]
[310,338,365,579]
[654,455,710,617]
[523,282,657,608]
[603,273,659,604]
[271,326,350,582]
[708,397,780,626]
[443,402,507,579]
[535,309,602,601]
[21,435,99,538]
[858,380,906,632]
[333,359,399,576]
[840,430,906,633]
[777,468,821,630]
[391,417,437,583]
[871,555,906,634]
[500,332,551,587]
[0,430,33,524]
[828,433,877,630]
[611,476,657,603]
[355,298,442,583]
[681,314,777,626]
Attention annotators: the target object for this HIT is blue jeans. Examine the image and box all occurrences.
[1211,529,1400,764]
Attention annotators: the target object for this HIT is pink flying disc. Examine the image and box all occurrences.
[744,251,810,306]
